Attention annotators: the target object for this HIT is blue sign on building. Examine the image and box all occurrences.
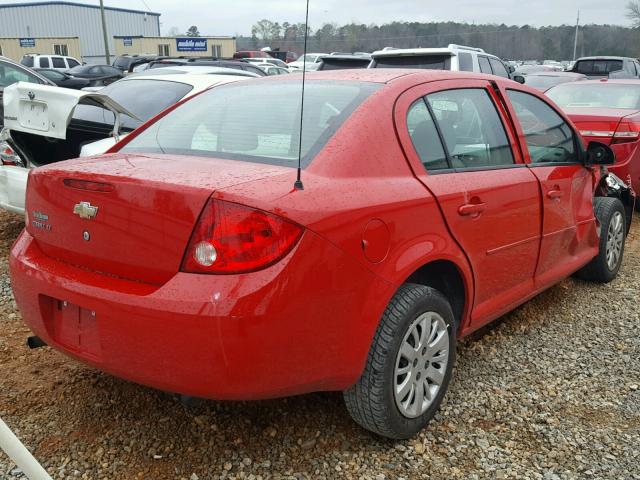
[176,38,208,52]
[19,38,35,48]
[123,37,133,47]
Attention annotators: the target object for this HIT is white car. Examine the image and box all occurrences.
[20,54,81,71]
[287,53,326,71]
[0,72,249,215]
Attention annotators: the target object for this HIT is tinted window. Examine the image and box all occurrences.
[67,58,80,68]
[52,57,65,68]
[113,56,132,70]
[122,81,380,167]
[407,100,448,170]
[73,79,193,131]
[489,58,510,78]
[574,59,623,75]
[40,69,65,81]
[546,83,640,109]
[507,90,576,164]
[40,57,50,68]
[0,61,42,87]
[374,55,449,70]
[426,88,514,169]
[319,58,370,70]
[68,65,88,75]
[458,52,473,72]
[21,56,34,67]
[478,56,492,74]
[89,66,102,74]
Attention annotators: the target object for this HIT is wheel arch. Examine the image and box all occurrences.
[402,258,470,335]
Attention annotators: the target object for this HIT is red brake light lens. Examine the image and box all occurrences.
[181,198,303,274]
[612,119,640,144]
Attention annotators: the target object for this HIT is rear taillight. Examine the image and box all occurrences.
[181,198,303,274]
[0,141,23,166]
[612,119,640,144]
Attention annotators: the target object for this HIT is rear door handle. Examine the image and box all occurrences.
[458,202,487,217]
[547,189,563,199]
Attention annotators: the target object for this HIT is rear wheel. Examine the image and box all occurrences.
[343,284,456,439]
[576,197,626,283]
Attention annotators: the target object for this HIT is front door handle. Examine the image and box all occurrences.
[458,202,487,217]
[547,189,563,199]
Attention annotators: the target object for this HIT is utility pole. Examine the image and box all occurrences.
[573,10,580,61]
[99,0,111,64]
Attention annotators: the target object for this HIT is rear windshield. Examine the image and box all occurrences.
[121,80,380,167]
[574,59,623,75]
[373,55,450,70]
[113,56,133,70]
[72,79,192,131]
[546,83,640,109]
[320,59,370,70]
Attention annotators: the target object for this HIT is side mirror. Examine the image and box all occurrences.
[585,141,615,166]
[513,75,525,84]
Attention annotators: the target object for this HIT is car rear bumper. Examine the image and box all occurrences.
[0,166,28,215]
[610,142,640,194]
[10,229,391,400]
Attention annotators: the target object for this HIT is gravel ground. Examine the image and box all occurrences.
[0,209,639,480]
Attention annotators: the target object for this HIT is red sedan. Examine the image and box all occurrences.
[547,79,640,201]
[10,70,634,439]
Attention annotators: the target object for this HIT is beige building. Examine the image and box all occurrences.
[113,36,237,58]
[0,37,81,63]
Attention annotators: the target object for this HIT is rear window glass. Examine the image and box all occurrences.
[546,83,640,109]
[574,60,623,75]
[523,75,581,90]
[320,58,370,70]
[73,79,192,131]
[121,80,380,167]
[20,56,34,67]
[52,57,65,68]
[113,57,132,70]
[373,55,449,70]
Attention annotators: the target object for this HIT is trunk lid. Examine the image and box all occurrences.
[26,153,290,284]
[564,107,640,145]
[2,81,137,140]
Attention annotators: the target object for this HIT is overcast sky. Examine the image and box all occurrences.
[4,0,633,35]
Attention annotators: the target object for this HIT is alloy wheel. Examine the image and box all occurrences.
[394,312,449,418]
[605,211,624,271]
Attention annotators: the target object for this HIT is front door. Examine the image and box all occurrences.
[397,81,542,329]
[502,89,599,287]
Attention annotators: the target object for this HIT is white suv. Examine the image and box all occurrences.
[20,54,81,71]
[369,44,513,78]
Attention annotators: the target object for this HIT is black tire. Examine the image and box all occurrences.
[343,283,456,439]
[576,197,626,283]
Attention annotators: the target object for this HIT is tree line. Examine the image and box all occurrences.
[237,19,640,61]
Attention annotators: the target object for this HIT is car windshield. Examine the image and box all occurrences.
[546,83,640,109]
[121,80,380,167]
[573,59,623,75]
[68,65,90,75]
[72,79,193,131]
[524,75,580,90]
[374,55,449,70]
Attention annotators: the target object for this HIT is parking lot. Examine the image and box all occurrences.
[1,208,638,479]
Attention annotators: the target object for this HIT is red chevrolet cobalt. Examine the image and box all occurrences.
[10,70,634,439]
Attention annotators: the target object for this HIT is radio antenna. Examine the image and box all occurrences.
[293,0,310,191]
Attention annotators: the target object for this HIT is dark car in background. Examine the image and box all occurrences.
[571,56,640,79]
[112,54,164,74]
[66,64,124,86]
[148,58,267,76]
[34,68,91,89]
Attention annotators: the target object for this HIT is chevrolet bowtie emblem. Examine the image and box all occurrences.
[73,201,98,220]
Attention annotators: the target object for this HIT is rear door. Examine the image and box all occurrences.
[502,88,598,287]
[395,79,542,328]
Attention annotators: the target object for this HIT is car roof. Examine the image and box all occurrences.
[575,56,632,61]
[566,78,640,86]
[115,73,249,93]
[265,68,511,85]
[527,72,586,78]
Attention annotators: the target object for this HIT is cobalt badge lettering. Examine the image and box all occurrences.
[176,37,208,52]
[31,211,51,232]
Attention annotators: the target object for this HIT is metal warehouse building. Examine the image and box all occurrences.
[0,1,160,64]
